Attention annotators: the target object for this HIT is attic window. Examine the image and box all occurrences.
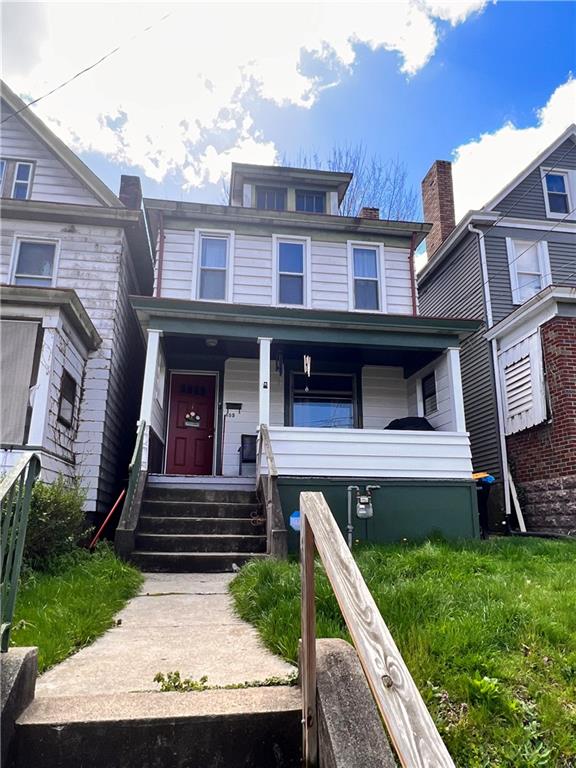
[295,190,325,213]
[544,172,570,215]
[256,186,286,211]
[0,159,35,200]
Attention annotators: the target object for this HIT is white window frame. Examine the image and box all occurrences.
[506,237,551,305]
[9,236,60,288]
[11,161,34,200]
[541,167,574,220]
[192,228,235,303]
[347,240,386,313]
[271,234,311,308]
[498,330,546,435]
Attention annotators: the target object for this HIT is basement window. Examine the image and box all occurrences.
[58,371,77,428]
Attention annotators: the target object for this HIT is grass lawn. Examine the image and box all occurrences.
[11,545,143,673]
[231,537,576,767]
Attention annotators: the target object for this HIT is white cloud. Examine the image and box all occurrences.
[3,0,489,190]
[452,76,576,219]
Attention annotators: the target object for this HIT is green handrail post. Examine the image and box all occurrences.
[0,453,41,652]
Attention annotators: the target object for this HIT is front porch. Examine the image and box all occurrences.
[127,298,480,547]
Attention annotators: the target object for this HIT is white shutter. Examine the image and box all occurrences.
[499,332,546,435]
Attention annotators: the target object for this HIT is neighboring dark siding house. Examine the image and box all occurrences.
[418,125,576,534]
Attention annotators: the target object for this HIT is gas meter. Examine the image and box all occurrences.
[356,495,373,519]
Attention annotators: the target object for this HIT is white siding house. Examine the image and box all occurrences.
[0,82,153,517]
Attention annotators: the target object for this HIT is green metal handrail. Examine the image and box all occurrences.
[1,452,41,652]
[121,420,146,523]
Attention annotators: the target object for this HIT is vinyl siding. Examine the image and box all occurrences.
[485,228,576,324]
[418,231,502,478]
[361,366,408,427]
[406,353,455,431]
[495,139,576,220]
[1,101,103,206]
[158,228,414,314]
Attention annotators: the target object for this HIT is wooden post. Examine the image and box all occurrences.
[258,337,272,427]
[300,499,318,767]
[140,329,162,425]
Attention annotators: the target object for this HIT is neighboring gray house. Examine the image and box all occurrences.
[418,125,576,533]
[0,81,153,518]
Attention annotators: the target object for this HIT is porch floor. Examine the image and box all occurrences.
[148,474,256,492]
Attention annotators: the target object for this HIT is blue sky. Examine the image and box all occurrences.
[3,1,576,221]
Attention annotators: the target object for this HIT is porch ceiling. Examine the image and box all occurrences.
[132,296,480,352]
[162,334,441,375]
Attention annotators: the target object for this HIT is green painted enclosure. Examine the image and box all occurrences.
[278,478,480,553]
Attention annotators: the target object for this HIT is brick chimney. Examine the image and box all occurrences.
[119,175,142,210]
[358,207,380,220]
[421,160,455,256]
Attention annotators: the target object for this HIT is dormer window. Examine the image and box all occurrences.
[295,190,325,214]
[0,159,34,200]
[256,186,286,211]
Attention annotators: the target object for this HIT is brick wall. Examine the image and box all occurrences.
[421,160,455,257]
[506,316,576,533]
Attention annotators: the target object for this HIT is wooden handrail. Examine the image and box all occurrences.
[258,424,278,478]
[300,491,455,768]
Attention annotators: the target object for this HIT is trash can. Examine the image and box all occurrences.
[473,472,495,539]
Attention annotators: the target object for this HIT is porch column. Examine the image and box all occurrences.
[446,347,466,432]
[28,316,60,445]
[258,337,272,426]
[139,329,163,425]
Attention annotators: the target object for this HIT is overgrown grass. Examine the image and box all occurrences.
[11,544,143,673]
[230,538,576,767]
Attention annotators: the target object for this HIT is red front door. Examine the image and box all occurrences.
[166,374,216,475]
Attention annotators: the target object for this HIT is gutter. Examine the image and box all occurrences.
[156,212,165,298]
[467,223,510,521]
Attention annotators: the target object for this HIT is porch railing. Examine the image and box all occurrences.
[115,421,147,559]
[300,491,455,767]
[1,452,40,652]
[256,424,287,558]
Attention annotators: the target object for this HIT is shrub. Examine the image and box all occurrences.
[25,477,90,570]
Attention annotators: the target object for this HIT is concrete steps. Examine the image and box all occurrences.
[15,687,301,768]
[130,482,267,572]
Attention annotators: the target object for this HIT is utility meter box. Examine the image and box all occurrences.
[356,495,373,519]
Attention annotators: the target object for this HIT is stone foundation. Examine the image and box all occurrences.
[518,475,576,535]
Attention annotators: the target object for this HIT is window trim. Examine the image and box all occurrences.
[295,189,326,214]
[10,161,34,200]
[9,236,60,288]
[347,240,387,313]
[541,167,574,220]
[192,228,235,303]
[506,237,551,305]
[57,370,78,429]
[271,234,311,308]
[0,158,35,199]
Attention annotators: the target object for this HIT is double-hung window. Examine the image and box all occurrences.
[543,170,571,216]
[351,245,380,311]
[506,238,551,304]
[256,186,286,211]
[198,235,228,301]
[12,240,57,287]
[0,159,34,199]
[277,239,306,305]
[12,162,34,199]
[295,190,325,213]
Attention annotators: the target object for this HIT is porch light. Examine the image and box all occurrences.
[205,338,218,347]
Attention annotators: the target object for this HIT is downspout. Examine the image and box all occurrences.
[155,212,165,298]
[468,222,511,522]
[408,231,418,316]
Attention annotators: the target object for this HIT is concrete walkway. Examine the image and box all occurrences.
[36,573,295,698]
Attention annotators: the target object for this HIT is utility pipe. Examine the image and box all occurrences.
[155,211,165,297]
[347,485,359,549]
